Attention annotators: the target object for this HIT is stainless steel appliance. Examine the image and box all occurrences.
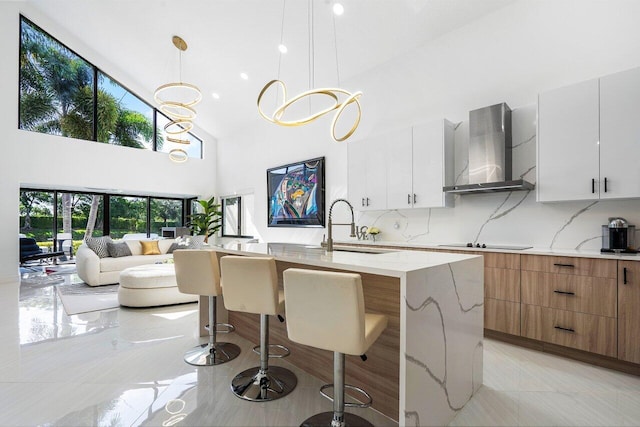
[443,103,534,194]
[601,217,637,253]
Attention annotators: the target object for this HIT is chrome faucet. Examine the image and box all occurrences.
[325,198,356,252]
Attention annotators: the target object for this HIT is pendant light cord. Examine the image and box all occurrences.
[332,11,340,87]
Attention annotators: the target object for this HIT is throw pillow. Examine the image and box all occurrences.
[140,240,161,255]
[166,242,180,254]
[85,236,113,258]
[187,235,206,249]
[107,241,132,258]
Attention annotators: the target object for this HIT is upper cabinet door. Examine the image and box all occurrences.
[412,120,454,208]
[537,79,600,202]
[347,138,367,209]
[386,128,413,210]
[363,133,388,211]
[600,67,640,200]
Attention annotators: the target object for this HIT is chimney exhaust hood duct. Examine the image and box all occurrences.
[443,102,534,194]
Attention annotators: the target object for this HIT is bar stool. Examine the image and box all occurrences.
[173,249,241,366]
[220,255,297,401]
[283,268,388,427]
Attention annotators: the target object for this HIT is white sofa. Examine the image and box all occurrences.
[76,239,175,287]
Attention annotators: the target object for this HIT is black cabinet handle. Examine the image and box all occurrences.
[592,178,595,194]
[554,290,576,296]
[413,194,417,204]
[366,198,370,207]
[554,263,575,268]
[408,194,411,205]
[554,325,575,333]
[624,267,628,284]
[604,177,608,193]
[361,198,365,207]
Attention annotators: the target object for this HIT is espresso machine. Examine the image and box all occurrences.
[601,217,637,253]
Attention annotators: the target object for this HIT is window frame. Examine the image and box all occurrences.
[221,195,254,238]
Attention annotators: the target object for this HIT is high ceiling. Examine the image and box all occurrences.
[24,0,513,140]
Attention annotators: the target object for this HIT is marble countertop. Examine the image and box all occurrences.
[333,239,640,261]
[207,242,480,278]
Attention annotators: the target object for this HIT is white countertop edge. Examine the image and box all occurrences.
[333,239,640,261]
[206,242,482,278]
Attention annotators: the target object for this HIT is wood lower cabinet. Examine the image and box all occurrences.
[521,270,617,318]
[619,261,640,364]
[484,253,521,334]
[521,304,617,357]
[521,254,617,278]
[485,298,520,335]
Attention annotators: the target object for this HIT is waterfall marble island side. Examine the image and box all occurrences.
[201,242,484,426]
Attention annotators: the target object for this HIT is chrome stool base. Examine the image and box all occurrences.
[300,411,373,427]
[231,365,297,401]
[184,342,241,366]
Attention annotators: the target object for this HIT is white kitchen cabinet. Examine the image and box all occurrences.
[600,67,640,200]
[386,120,454,209]
[385,127,414,209]
[411,119,455,208]
[538,66,640,202]
[537,78,600,202]
[347,133,387,211]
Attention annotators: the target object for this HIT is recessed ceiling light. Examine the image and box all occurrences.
[211,92,220,99]
[332,3,344,15]
[278,44,288,54]
[240,72,249,80]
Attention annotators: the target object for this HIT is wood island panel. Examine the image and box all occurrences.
[224,257,401,421]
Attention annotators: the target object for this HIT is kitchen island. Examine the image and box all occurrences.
[202,242,484,426]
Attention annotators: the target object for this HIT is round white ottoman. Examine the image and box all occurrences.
[118,264,198,308]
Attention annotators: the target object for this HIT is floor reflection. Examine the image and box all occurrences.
[19,266,119,345]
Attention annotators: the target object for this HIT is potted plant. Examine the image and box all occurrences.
[187,196,222,243]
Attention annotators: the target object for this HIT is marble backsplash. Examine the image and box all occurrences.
[356,104,640,251]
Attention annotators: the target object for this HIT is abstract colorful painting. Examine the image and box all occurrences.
[267,157,325,227]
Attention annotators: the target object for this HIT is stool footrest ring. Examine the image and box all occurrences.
[252,343,290,358]
[319,383,373,408]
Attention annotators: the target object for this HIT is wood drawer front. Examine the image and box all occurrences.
[485,298,520,335]
[521,271,616,317]
[521,304,617,357]
[484,253,520,269]
[521,254,617,278]
[485,267,520,302]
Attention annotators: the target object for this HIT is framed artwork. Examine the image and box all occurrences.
[267,157,325,227]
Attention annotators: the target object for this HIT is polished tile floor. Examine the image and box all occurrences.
[2,268,640,426]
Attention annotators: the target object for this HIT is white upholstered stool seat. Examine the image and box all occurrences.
[220,255,297,402]
[173,250,241,366]
[283,268,388,427]
[118,264,199,308]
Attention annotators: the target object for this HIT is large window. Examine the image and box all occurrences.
[109,196,147,239]
[97,72,154,149]
[20,189,189,254]
[222,194,256,238]
[19,19,94,139]
[150,198,183,237]
[19,16,202,159]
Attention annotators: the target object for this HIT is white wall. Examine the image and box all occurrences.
[0,3,217,284]
[216,0,640,250]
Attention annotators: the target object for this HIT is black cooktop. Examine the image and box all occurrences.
[439,243,533,251]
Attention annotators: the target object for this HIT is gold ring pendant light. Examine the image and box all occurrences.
[154,36,201,162]
[256,0,362,142]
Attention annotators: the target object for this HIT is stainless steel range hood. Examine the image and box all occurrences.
[443,103,534,194]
